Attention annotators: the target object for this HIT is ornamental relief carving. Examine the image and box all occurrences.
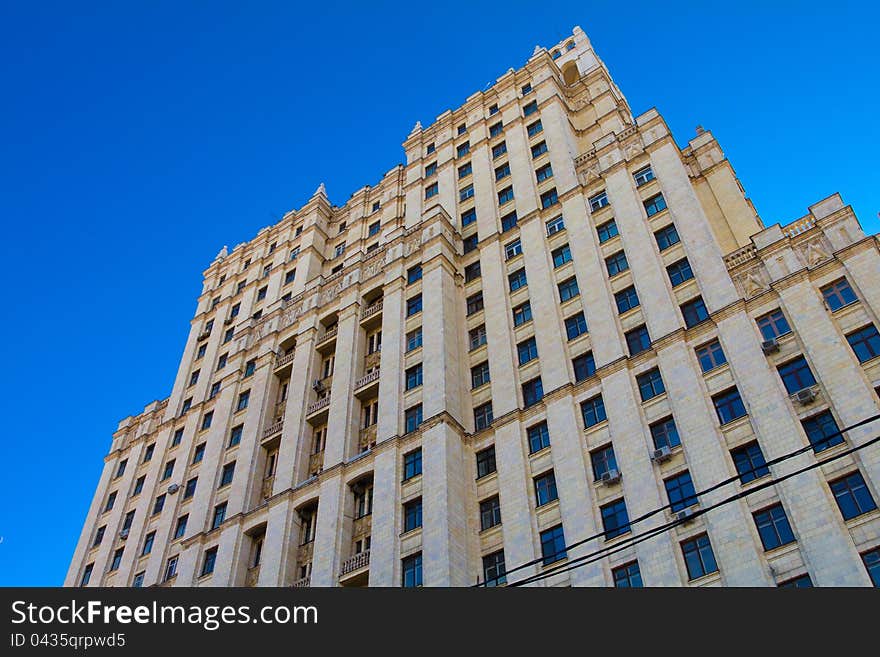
[795,234,832,268]
[733,263,770,299]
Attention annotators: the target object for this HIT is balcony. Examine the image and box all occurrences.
[308,450,325,477]
[339,550,370,581]
[316,325,338,348]
[291,575,311,588]
[306,395,331,420]
[274,351,295,374]
[358,425,377,452]
[361,300,383,323]
[354,369,380,398]
[245,565,260,587]
[263,419,283,442]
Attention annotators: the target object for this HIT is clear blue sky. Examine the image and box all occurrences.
[1,1,877,586]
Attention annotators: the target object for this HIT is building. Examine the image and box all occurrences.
[66,26,880,588]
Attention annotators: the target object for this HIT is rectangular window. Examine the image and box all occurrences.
[458,161,472,179]
[756,309,791,341]
[142,531,155,556]
[257,286,267,301]
[590,444,617,480]
[665,471,697,512]
[93,526,105,547]
[821,278,857,311]
[651,416,680,450]
[505,239,522,260]
[581,394,607,428]
[546,215,565,235]
[601,499,631,539]
[132,572,145,588]
[152,494,165,516]
[530,141,548,158]
[284,269,296,285]
[495,162,511,181]
[523,100,538,116]
[161,459,175,481]
[196,343,207,360]
[192,442,205,464]
[468,324,487,351]
[463,233,479,254]
[461,208,477,227]
[80,564,94,586]
[402,553,422,588]
[244,359,256,377]
[667,258,694,286]
[403,448,422,481]
[201,547,218,577]
[696,340,727,372]
[633,165,655,186]
[565,312,588,341]
[508,268,527,292]
[540,525,567,565]
[209,382,220,399]
[779,574,813,588]
[644,193,667,217]
[426,143,435,154]
[466,292,484,315]
[513,301,532,326]
[403,498,423,533]
[368,221,380,236]
[625,325,651,356]
[527,120,543,137]
[406,327,423,352]
[558,277,579,302]
[830,472,877,520]
[227,425,243,448]
[613,561,643,588]
[109,547,124,572]
[464,261,481,283]
[605,250,629,276]
[522,377,544,407]
[425,182,438,199]
[457,141,470,158]
[754,504,796,551]
[498,186,514,205]
[615,285,639,313]
[536,163,553,182]
[596,219,618,243]
[223,327,234,344]
[201,411,213,431]
[406,294,422,317]
[517,337,538,365]
[637,367,665,401]
[189,370,200,387]
[534,470,558,506]
[527,421,551,453]
[405,405,423,434]
[425,161,437,177]
[476,446,496,479]
[802,411,844,452]
[237,390,250,412]
[777,356,817,394]
[681,534,718,580]
[115,459,127,479]
[184,477,198,499]
[406,263,422,285]
[540,188,558,208]
[654,223,679,251]
[211,502,227,530]
[122,510,135,532]
[681,296,709,328]
[713,388,747,424]
[492,141,507,159]
[490,121,503,137]
[483,550,506,587]
[133,475,145,496]
[458,123,467,135]
[405,364,423,390]
[459,183,474,202]
[474,402,494,431]
[863,549,880,586]
[573,351,596,382]
[501,211,518,232]
[589,191,609,212]
[480,496,502,530]
[846,325,880,362]
[219,462,235,487]
[174,515,188,540]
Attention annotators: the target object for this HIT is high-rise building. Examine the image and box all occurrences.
[66,26,880,588]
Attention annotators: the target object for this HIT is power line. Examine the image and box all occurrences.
[508,432,880,587]
[475,411,880,587]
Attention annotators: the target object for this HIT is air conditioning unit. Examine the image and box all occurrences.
[600,469,621,485]
[675,508,696,522]
[795,388,816,405]
[651,446,673,463]
[198,331,211,341]
[761,338,780,354]
[167,483,180,495]
[224,318,234,325]
[312,379,324,392]
[119,529,129,540]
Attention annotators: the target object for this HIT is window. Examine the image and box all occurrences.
[754,504,795,551]
[601,499,631,539]
[211,296,220,310]
[457,161,472,179]
[527,421,551,453]
[518,337,538,365]
[536,163,553,183]
[161,459,175,481]
[466,292,484,316]
[403,448,422,480]
[667,258,694,286]
[605,250,629,276]
[523,377,544,407]
[93,525,105,547]
[464,261,481,283]
[236,390,250,412]
[483,550,506,587]
[633,165,655,186]
[463,233,479,253]
[495,162,511,181]
[211,502,227,530]
[480,496,502,530]
[509,268,527,292]
[530,141,548,158]
[802,411,844,452]
[492,141,507,159]
[290,246,300,260]
[174,515,188,540]
[405,405,423,434]
[284,269,297,285]
[558,277,579,302]
[665,471,697,511]
[527,120,543,137]
[637,367,665,401]
[196,343,207,360]
[830,472,877,520]
[490,121,503,137]
[192,442,206,464]
[133,475,145,496]
[122,510,135,532]
[523,100,538,116]
[644,193,667,217]
[681,296,709,328]
[459,183,474,202]
[152,494,166,516]
[406,327,423,352]
[590,444,617,480]
[425,161,437,177]
[681,534,718,580]
[216,353,227,370]
[548,245,572,271]
[201,547,218,577]
[405,364,423,390]
[461,207,477,227]
[615,285,639,313]
[863,549,880,587]
[648,417,679,451]
[219,461,236,487]
[581,395,607,428]
[476,446,496,479]
[457,141,470,158]
[244,359,256,377]
[625,325,651,356]
[847,325,880,362]
[562,310,590,341]
[654,223,680,250]
[256,286,267,301]
[500,211,518,233]
[223,327,234,344]
[498,186,514,205]
[540,188,558,208]
[756,309,791,341]
[109,547,124,572]
[474,402,494,431]
[209,382,220,399]
[713,388,747,424]
[593,221,618,246]
[403,498,423,533]
[189,370,200,387]
[513,302,532,326]
[162,556,179,582]
[521,82,532,94]
[142,531,155,556]
[407,294,422,317]
[573,351,596,382]
[132,571,145,588]
[184,477,197,499]
[779,574,813,588]
[540,525,567,565]
[589,192,610,213]
[426,142,435,154]
[425,182,438,199]
[181,397,193,413]
[80,563,94,586]
[697,340,727,372]
[546,215,565,235]
[613,561,643,588]
[104,491,117,513]
[402,553,422,588]
[534,470,558,506]
[224,425,242,450]
[821,278,857,311]
[201,411,213,431]
[372,201,381,213]
[505,239,522,259]
[114,459,127,479]
[777,356,816,394]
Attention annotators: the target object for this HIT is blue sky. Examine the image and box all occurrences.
[0,1,877,586]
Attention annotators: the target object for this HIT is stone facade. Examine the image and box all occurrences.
[66,27,880,588]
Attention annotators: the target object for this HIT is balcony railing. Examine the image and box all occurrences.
[340,550,370,577]
[307,396,331,415]
[318,326,338,344]
[361,301,383,320]
[275,352,295,369]
[291,575,311,588]
[263,419,283,439]
[354,369,380,390]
